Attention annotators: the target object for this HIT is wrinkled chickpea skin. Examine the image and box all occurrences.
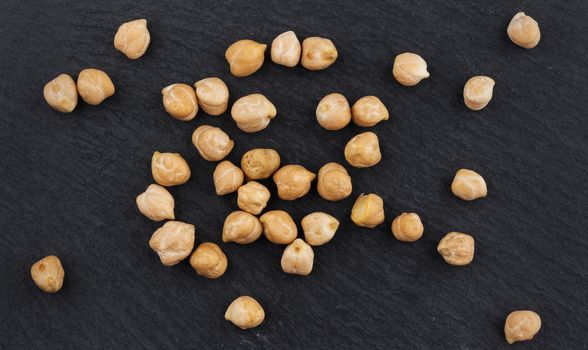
[281,238,314,275]
[351,96,389,127]
[507,12,541,49]
[241,148,281,180]
[192,125,234,161]
[190,242,228,279]
[463,76,495,111]
[301,212,339,246]
[392,52,430,86]
[504,310,541,344]
[344,132,382,168]
[451,168,487,201]
[222,211,263,244]
[31,255,64,293]
[351,193,385,228]
[301,37,338,70]
[225,39,267,77]
[76,68,115,105]
[213,161,244,196]
[260,210,298,244]
[225,296,265,329]
[237,181,271,215]
[162,83,198,121]
[114,19,150,59]
[231,94,277,133]
[271,31,301,67]
[136,184,175,221]
[437,232,475,266]
[317,162,352,201]
[151,151,191,186]
[391,213,423,242]
[43,74,78,113]
[273,165,316,200]
[316,93,351,130]
[149,221,195,266]
[194,77,229,116]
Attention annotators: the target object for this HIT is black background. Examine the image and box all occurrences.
[1,0,587,349]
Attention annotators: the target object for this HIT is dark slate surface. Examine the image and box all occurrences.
[1,0,587,349]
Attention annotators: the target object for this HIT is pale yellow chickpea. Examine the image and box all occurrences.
[316,93,351,130]
[76,68,115,105]
[149,221,195,266]
[317,162,352,201]
[437,232,475,266]
[344,132,382,168]
[281,238,314,275]
[191,125,234,161]
[225,296,265,329]
[237,181,270,215]
[189,242,228,279]
[222,211,263,244]
[463,76,495,111]
[225,39,267,77]
[136,184,175,221]
[351,193,385,228]
[213,161,244,195]
[391,213,423,242]
[161,83,198,121]
[392,52,430,86]
[260,210,297,244]
[301,212,339,246]
[451,169,487,201]
[43,74,78,113]
[351,96,389,127]
[114,19,150,59]
[301,37,338,70]
[271,31,301,67]
[31,255,64,293]
[231,93,277,132]
[194,77,229,116]
[273,165,316,200]
[241,148,281,180]
[151,151,191,186]
[504,310,542,344]
[507,12,541,49]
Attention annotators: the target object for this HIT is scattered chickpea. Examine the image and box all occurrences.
[192,125,234,161]
[351,193,385,228]
[225,39,267,77]
[190,242,228,279]
[281,238,315,275]
[222,211,263,244]
[451,168,488,201]
[260,210,298,244]
[76,68,115,105]
[241,148,281,180]
[301,37,338,70]
[149,221,195,266]
[237,181,271,215]
[113,19,150,59]
[31,255,64,293]
[301,212,339,246]
[315,93,351,130]
[273,165,316,200]
[136,184,175,221]
[317,162,352,201]
[43,74,78,113]
[437,232,475,266]
[194,77,229,116]
[161,83,198,121]
[151,151,191,186]
[507,12,541,49]
[392,52,430,86]
[271,31,301,67]
[391,213,424,242]
[344,132,382,168]
[231,93,277,133]
[225,296,265,329]
[504,310,542,344]
[213,161,244,195]
[351,96,389,127]
[463,76,495,111]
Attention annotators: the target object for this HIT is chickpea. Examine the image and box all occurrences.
[504,310,541,344]
[225,296,265,329]
[191,125,234,161]
[260,210,297,244]
[225,39,267,77]
[451,169,487,201]
[151,151,191,186]
[463,76,495,111]
[161,83,198,121]
[392,52,430,86]
[344,132,382,168]
[273,165,316,200]
[76,68,115,105]
[241,148,281,180]
[113,19,150,59]
[271,31,301,67]
[222,211,263,244]
[301,37,338,70]
[351,193,385,228]
[351,96,389,127]
[190,242,228,279]
[31,255,64,293]
[391,213,423,242]
[281,238,314,275]
[315,93,351,130]
[437,232,475,266]
[237,181,270,215]
[194,77,229,116]
[213,161,244,195]
[136,184,175,221]
[43,74,78,112]
[317,162,352,201]
[507,12,541,49]
[149,221,195,266]
[231,93,277,133]
[301,212,339,246]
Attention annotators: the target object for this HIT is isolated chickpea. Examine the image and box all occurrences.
[451,169,488,201]
[161,83,198,121]
[317,162,352,201]
[136,184,175,221]
[190,242,228,279]
[225,39,267,77]
[31,255,64,293]
[316,93,351,130]
[151,151,191,186]
[351,194,385,228]
[194,77,229,115]
[437,232,475,266]
[192,125,234,161]
[391,213,424,242]
[271,31,301,67]
[76,68,115,105]
[507,12,541,49]
[351,96,389,127]
[273,165,316,200]
[43,74,78,112]
[344,132,382,168]
[281,239,314,275]
[114,19,151,59]
[504,310,541,344]
[241,148,281,180]
[260,210,297,244]
[225,296,265,329]
[222,211,263,244]
[463,76,495,111]
[301,212,339,246]
[213,161,244,195]
[149,221,195,266]
[237,181,270,215]
[392,52,430,86]
[231,94,277,133]
[301,37,338,70]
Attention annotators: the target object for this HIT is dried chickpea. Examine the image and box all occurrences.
[149,221,195,266]
[281,238,314,275]
[31,255,64,293]
[504,310,541,344]
[451,169,487,201]
[351,96,389,127]
[391,213,423,242]
[241,148,281,180]
[507,12,541,49]
[161,83,198,121]
[151,151,191,186]
[301,37,338,70]
[136,184,175,221]
[351,193,385,228]
[271,31,301,67]
[273,165,316,200]
[114,19,150,59]
[213,161,244,195]
[194,77,229,116]
[463,76,495,111]
[344,132,382,168]
[237,181,270,215]
[437,232,475,266]
[192,125,234,161]
[190,242,228,279]
[76,68,115,105]
[301,212,339,246]
[225,296,265,329]
[231,93,277,133]
[317,162,352,201]
[315,93,351,130]
[43,74,78,113]
[222,211,263,244]
[260,210,297,244]
[225,39,267,77]
[392,52,430,86]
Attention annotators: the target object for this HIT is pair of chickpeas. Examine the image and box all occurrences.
[316,94,389,130]
[162,78,230,121]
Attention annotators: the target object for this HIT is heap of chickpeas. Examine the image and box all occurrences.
[37,13,542,343]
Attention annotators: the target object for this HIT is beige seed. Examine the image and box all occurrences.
[189,242,228,279]
[344,132,382,168]
[437,232,475,266]
[31,255,65,293]
[504,310,542,344]
[225,39,267,77]
[281,238,314,275]
[351,96,389,127]
[301,212,339,246]
[507,12,541,49]
[273,165,316,200]
[76,68,115,105]
[231,93,277,132]
[136,184,175,221]
[271,31,301,67]
[222,211,263,244]
[237,181,271,215]
[113,19,151,59]
[213,161,244,195]
[43,74,78,113]
[451,169,487,201]
[463,76,495,111]
[149,221,195,266]
[260,210,297,244]
[225,296,265,329]
[391,213,424,242]
[351,193,385,228]
[317,162,352,201]
[301,37,338,70]
[194,77,229,116]
[241,148,281,180]
[151,151,191,187]
[192,125,234,161]
[161,83,198,121]
[392,52,430,86]
[315,93,352,130]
